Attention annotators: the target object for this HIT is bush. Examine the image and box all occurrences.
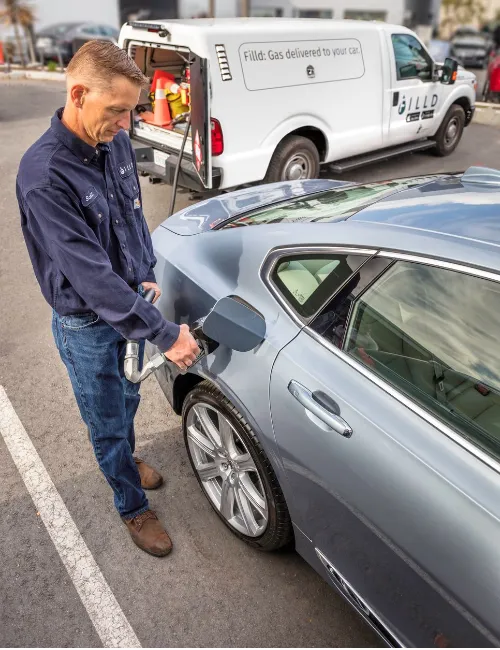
[47,61,57,72]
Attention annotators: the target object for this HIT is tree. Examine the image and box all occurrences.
[441,0,486,37]
[17,3,36,65]
[0,0,36,66]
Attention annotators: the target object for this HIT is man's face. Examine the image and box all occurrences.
[80,75,141,143]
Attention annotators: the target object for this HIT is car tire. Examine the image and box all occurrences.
[433,104,465,157]
[182,381,293,551]
[265,135,320,183]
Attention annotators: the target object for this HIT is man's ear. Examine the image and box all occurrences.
[69,84,87,109]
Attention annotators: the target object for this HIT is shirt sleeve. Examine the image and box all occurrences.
[23,186,179,352]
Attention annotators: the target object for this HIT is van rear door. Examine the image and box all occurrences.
[190,54,212,189]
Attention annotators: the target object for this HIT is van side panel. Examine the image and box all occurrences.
[208,28,384,187]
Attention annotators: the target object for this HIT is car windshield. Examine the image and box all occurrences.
[222,176,440,228]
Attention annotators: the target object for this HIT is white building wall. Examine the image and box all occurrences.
[178,0,239,17]
[29,0,120,30]
[249,0,404,23]
[178,0,404,22]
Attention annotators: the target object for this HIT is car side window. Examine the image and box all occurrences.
[342,261,500,461]
[310,257,392,345]
[271,253,369,319]
[392,34,433,81]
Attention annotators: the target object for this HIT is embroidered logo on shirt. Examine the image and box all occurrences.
[133,197,141,210]
[81,186,99,207]
[118,161,134,178]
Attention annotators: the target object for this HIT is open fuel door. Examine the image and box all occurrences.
[190,54,212,189]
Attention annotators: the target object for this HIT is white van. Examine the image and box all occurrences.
[118,18,477,191]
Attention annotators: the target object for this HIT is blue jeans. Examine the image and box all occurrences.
[52,310,149,519]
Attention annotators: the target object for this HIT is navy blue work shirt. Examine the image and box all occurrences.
[16,108,179,352]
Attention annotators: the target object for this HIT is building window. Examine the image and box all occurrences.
[295,9,333,19]
[251,7,284,17]
[344,10,387,21]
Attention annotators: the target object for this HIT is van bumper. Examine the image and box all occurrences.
[131,137,222,191]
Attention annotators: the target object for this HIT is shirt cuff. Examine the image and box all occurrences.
[150,320,180,352]
[144,267,156,283]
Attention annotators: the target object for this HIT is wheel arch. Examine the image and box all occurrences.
[452,96,474,126]
[261,116,330,163]
[174,371,286,475]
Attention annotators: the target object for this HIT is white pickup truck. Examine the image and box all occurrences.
[118,18,477,191]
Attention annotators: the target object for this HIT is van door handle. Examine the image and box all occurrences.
[288,380,353,438]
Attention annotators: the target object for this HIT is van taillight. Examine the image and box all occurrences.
[211,118,224,156]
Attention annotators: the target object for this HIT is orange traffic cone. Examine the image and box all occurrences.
[151,77,172,126]
[0,42,4,65]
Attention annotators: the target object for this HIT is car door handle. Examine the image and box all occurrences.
[288,380,353,438]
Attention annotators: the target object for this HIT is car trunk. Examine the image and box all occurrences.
[126,39,212,188]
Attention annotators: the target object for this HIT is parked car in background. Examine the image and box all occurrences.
[450,27,493,68]
[142,167,500,647]
[428,39,464,67]
[35,22,119,65]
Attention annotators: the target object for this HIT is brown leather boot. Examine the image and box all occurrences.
[124,510,173,557]
[134,457,163,490]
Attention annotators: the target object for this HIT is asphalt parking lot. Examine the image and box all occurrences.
[1,78,500,648]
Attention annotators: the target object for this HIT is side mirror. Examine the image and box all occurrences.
[441,57,458,84]
[201,296,266,352]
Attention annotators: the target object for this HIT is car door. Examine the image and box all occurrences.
[268,248,500,647]
[388,32,441,145]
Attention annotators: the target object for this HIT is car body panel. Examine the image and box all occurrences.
[149,171,500,646]
[270,328,499,647]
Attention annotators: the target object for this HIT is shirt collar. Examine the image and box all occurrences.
[51,108,101,165]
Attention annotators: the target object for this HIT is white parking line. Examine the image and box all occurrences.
[0,386,142,648]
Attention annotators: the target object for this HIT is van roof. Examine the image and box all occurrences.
[124,17,410,37]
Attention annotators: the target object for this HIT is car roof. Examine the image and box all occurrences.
[350,174,500,251]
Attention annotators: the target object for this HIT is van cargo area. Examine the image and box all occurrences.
[130,45,192,149]
[125,38,219,191]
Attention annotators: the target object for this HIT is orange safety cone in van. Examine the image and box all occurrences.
[151,77,172,126]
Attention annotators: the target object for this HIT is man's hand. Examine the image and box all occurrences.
[164,324,200,371]
[141,282,161,304]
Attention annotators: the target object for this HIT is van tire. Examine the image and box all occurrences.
[265,135,320,183]
[433,105,465,157]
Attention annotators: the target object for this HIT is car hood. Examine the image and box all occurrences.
[161,179,351,235]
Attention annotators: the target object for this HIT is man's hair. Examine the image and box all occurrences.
[66,40,149,88]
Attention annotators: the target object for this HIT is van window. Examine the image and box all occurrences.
[392,34,433,81]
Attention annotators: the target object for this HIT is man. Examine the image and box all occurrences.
[16,41,199,557]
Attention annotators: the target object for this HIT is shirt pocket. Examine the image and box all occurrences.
[80,186,110,229]
[120,176,142,220]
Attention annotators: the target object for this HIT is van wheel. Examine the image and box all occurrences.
[433,105,465,156]
[182,381,293,551]
[265,135,320,183]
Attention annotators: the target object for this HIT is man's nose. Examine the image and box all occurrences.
[116,113,131,130]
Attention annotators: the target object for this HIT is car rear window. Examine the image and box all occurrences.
[222,176,439,228]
